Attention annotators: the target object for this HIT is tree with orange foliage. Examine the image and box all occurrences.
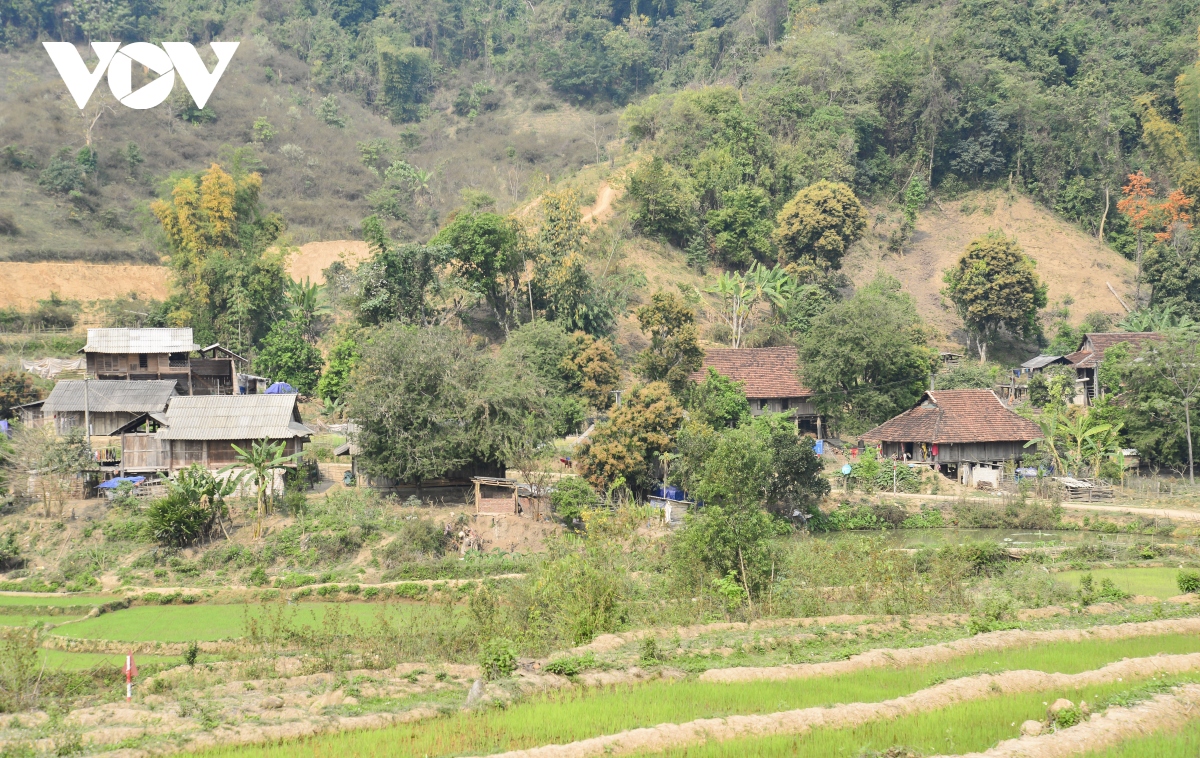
[1154,189,1194,245]
[1117,171,1156,306]
[151,163,289,351]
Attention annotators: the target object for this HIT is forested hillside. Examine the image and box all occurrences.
[3,0,1200,262]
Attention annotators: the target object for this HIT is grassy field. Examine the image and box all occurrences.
[0,594,108,607]
[639,677,1199,758]
[0,613,89,627]
[1057,567,1184,599]
[38,649,187,670]
[196,634,1200,758]
[52,601,457,642]
[1083,715,1200,757]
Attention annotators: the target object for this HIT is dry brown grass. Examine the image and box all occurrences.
[844,190,1137,347]
[0,262,168,309]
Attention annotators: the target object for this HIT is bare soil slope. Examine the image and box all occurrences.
[844,191,1137,344]
[287,240,370,285]
[0,262,169,309]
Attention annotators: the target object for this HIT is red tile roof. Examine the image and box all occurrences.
[689,346,811,399]
[1071,333,1163,368]
[861,389,1042,444]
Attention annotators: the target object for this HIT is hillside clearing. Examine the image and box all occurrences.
[846,191,1138,345]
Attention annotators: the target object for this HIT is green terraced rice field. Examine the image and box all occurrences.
[53,601,458,642]
[196,634,1200,758]
[38,649,190,670]
[639,677,1199,757]
[1083,715,1200,756]
[1057,567,1184,599]
[0,593,107,607]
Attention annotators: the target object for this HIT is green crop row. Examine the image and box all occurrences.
[196,633,1200,758]
[638,676,1200,758]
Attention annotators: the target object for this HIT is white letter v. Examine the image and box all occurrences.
[43,42,120,109]
[163,42,239,109]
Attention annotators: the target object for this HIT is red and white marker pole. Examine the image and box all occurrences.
[123,654,137,702]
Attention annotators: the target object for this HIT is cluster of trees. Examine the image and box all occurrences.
[8,0,1200,223]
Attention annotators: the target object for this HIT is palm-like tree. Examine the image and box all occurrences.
[221,437,299,537]
[287,278,329,339]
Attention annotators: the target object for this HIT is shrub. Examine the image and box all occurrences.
[184,641,199,667]
[146,497,211,547]
[248,566,268,586]
[1178,569,1200,594]
[0,627,42,712]
[543,652,598,676]
[550,477,596,523]
[479,637,517,680]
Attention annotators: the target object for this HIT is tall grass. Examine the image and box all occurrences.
[194,634,1200,758]
[641,676,1200,758]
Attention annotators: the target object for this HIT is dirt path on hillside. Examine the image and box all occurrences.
[940,683,1200,757]
[698,617,1200,683]
[473,654,1200,758]
[582,183,619,224]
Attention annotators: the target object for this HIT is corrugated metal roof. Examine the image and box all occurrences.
[1020,355,1064,370]
[83,328,199,355]
[42,380,178,414]
[158,395,312,440]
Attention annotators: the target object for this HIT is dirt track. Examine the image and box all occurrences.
[474,653,1200,758]
[698,617,1200,683]
[939,683,1200,757]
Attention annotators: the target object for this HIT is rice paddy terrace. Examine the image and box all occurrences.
[1,560,1199,757]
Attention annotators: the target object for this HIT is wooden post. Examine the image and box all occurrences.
[512,484,519,515]
[474,480,481,514]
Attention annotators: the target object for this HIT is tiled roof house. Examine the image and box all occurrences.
[1067,332,1163,404]
[689,346,823,435]
[861,389,1042,488]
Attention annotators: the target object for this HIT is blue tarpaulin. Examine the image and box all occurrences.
[0,420,9,438]
[265,382,297,394]
[814,439,824,455]
[97,476,145,490]
[650,484,686,501]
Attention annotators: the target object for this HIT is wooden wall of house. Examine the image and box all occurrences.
[880,440,1028,463]
[167,438,304,470]
[88,352,190,377]
[55,410,140,436]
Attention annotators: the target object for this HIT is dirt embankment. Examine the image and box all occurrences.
[474,653,1200,758]
[699,617,1200,683]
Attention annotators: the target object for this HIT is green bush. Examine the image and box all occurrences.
[145,497,211,547]
[248,566,268,586]
[479,637,517,680]
[550,477,596,524]
[543,652,598,676]
[1178,569,1200,594]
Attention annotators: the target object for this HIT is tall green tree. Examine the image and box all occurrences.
[253,321,323,395]
[345,325,553,485]
[799,275,933,433]
[433,211,522,331]
[353,215,453,326]
[577,382,684,493]
[151,163,289,352]
[626,156,699,248]
[774,181,867,272]
[634,290,704,395]
[943,231,1048,362]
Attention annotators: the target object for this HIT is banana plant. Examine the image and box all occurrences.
[1024,410,1066,475]
[220,437,300,538]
